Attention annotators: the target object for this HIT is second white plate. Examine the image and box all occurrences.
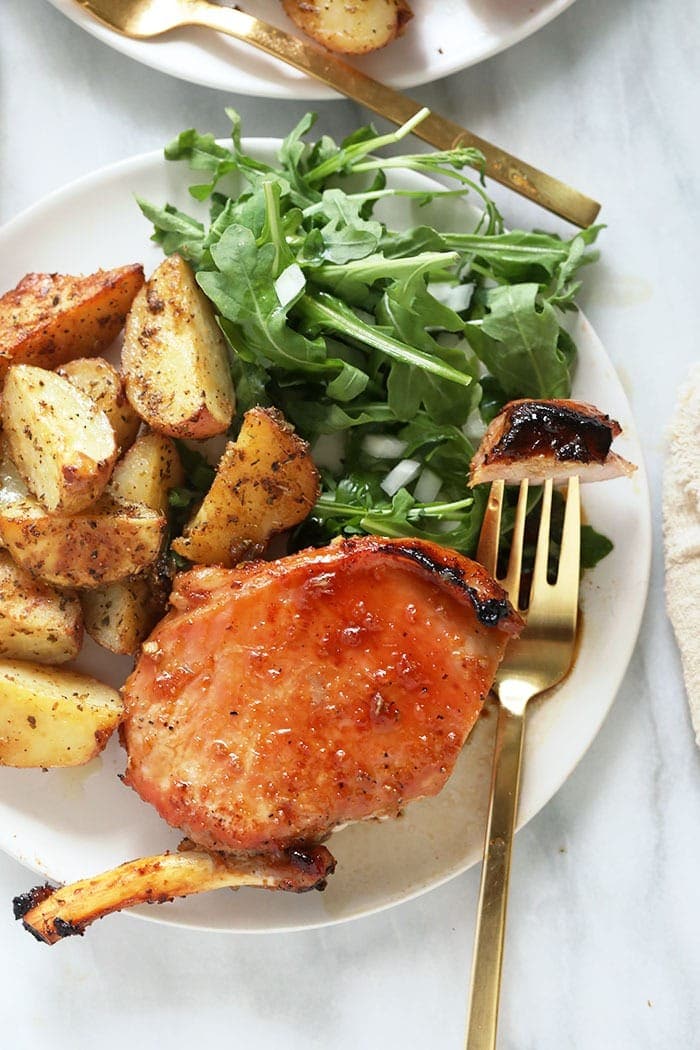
[46,0,577,99]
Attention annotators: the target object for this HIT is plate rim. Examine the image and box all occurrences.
[0,140,652,934]
[44,0,578,100]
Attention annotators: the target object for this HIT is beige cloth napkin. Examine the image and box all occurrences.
[663,363,700,745]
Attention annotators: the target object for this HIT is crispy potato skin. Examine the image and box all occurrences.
[281,0,413,54]
[0,658,123,768]
[0,265,144,383]
[0,550,83,664]
[0,494,166,589]
[2,365,117,514]
[108,430,183,513]
[58,357,140,456]
[122,255,235,439]
[171,406,319,566]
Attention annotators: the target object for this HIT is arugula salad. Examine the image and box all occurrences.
[140,108,609,567]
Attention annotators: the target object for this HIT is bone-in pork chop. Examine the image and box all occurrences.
[121,537,521,853]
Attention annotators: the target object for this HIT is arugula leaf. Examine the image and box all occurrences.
[580,525,614,569]
[478,375,509,424]
[398,414,476,493]
[307,249,457,305]
[443,227,601,285]
[310,188,383,264]
[279,112,319,195]
[163,128,239,199]
[136,198,206,263]
[283,399,397,435]
[296,290,473,393]
[377,265,479,424]
[465,284,571,399]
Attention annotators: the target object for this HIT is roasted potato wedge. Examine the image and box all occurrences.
[281,0,412,54]
[171,407,319,567]
[81,575,165,656]
[0,265,144,383]
[108,430,183,513]
[58,357,140,455]
[122,255,235,439]
[0,659,122,768]
[2,365,117,514]
[0,494,166,588]
[0,551,83,664]
[82,432,182,650]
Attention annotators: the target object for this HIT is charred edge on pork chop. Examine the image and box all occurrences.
[376,541,513,628]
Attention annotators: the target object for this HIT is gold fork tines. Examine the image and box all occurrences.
[76,0,601,227]
[466,476,580,1050]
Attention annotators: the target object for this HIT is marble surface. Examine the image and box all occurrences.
[1,0,699,1046]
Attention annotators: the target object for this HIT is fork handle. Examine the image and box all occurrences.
[465,702,526,1050]
[181,1,599,228]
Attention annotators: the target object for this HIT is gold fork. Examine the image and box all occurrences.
[75,0,600,228]
[466,476,580,1050]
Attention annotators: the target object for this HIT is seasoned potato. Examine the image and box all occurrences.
[0,494,166,588]
[58,357,140,455]
[0,265,144,383]
[2,365,117,514]
[0,551,83,664]
[108,431,183,513]
[281,0,412,54]
[0,659,122,767]
[81,432,182,651]
[81,576,166,656]
[122,255,235,439]
[171,407,319,567]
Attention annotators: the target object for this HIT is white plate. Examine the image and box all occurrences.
[0,141,650,933]
[46,0,577,99]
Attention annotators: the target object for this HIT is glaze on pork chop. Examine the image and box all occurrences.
[121,537,521,853]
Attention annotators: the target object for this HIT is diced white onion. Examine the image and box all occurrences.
[435,519,461,534]
[435,332,460,348]
[381,459,422,497]
[462,410,486,445]
[362,434,407,460]
[274,263,305,308]
[311,434,344,471]
[414,468,442,503]
[428,281,474,313]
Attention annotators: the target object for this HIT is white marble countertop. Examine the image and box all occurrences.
[1,1,699,1047]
